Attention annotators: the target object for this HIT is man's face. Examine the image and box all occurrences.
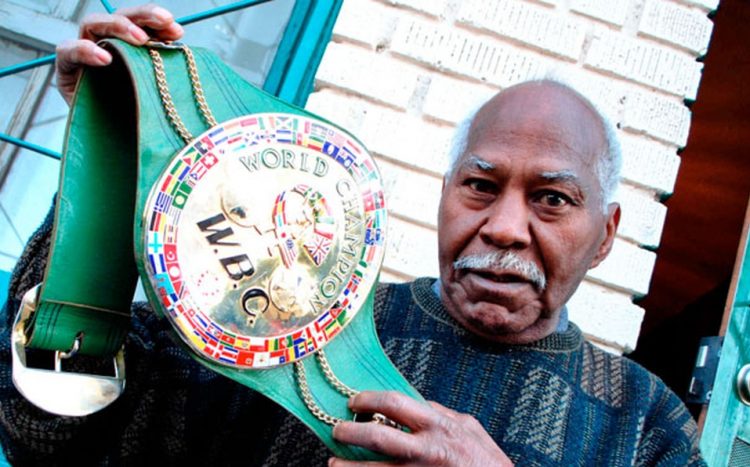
[437,82,620,344]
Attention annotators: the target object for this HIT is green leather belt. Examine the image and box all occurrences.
[11,39,421,460]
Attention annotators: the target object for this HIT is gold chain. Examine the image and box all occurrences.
[181,45,218,128]
[294,358,346,426]
[316,350,358,397]
[294,350,360,426]
[148,43,218,144]
[148,48,192,142]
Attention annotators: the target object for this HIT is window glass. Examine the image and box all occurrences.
[88,0,296,85]
[5,0,62,16]
[0,43,38,134]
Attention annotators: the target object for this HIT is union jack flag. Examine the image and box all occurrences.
[304,234,332,266]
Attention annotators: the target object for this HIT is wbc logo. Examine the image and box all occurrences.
[193,181,339,328]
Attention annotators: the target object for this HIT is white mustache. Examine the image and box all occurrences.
[453,251,546,291]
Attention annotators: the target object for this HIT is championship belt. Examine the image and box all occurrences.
[10,39,421,460]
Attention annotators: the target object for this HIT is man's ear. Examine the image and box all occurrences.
[591,203,621,268]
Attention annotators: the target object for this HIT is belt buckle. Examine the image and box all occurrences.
[10,284,126,416]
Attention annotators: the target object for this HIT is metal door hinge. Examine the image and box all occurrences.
[686,336,723,405]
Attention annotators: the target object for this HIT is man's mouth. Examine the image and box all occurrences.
[471,269,529,284]
[453,251,546,291]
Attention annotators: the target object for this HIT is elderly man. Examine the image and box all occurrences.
[0,5,703,466]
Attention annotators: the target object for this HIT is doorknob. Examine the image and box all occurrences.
[738,363,750,406]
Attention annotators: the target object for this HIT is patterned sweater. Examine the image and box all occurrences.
[0,209,704,465]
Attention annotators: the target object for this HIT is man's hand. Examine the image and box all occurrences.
[55,3,183,104]
[330,391,514,466]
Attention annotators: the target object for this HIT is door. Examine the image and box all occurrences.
[700,198,750,465]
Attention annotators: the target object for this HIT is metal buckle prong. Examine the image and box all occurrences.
[11,285,126,416]
[54,331,82,372]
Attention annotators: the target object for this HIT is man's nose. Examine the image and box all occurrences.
[478,193,532,248]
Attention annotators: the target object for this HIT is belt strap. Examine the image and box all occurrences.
[17,39,421,460]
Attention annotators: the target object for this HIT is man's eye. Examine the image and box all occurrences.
[466,179,496,194]
[538,192,572,207]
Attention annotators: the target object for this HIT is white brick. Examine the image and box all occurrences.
[567,280,645,352]
[356,106,454,175]
[639,0,714,55]
[383,217,439,278]
[421,75,498,124]
[306,89,371,135]
[570,0,631,27]
[457,0,586,60]
[316,42,421,109]
[551,71,691,146]
[618,133,681,194]
[622,88,692,146]
[615,184,667,248]
[377,158,443,228]
[587,239,656,296]
[391,18,553,87]
[678,0,719,12]
[538,69,689,149]
[585,29,704,99]
[333,0,399,48]
[379,0,448,17]
[306,92,451,182]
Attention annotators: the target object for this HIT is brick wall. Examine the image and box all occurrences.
[305,0,719,353]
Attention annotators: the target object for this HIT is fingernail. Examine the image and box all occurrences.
[129,25,148,43]
[347,395,355,408]
[94,47,112,64]
[327,458,335,467]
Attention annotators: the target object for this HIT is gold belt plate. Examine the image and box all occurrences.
[142,113,387,369]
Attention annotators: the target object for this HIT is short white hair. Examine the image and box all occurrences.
[446,78,622,212]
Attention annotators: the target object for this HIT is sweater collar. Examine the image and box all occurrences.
[412,277,583,352]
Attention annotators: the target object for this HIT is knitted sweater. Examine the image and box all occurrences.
[0,209,704,466]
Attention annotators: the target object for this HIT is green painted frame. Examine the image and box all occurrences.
[263,0,343,106]
[700,201,750,465]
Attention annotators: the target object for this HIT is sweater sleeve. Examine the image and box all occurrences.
[634,373,707,467]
